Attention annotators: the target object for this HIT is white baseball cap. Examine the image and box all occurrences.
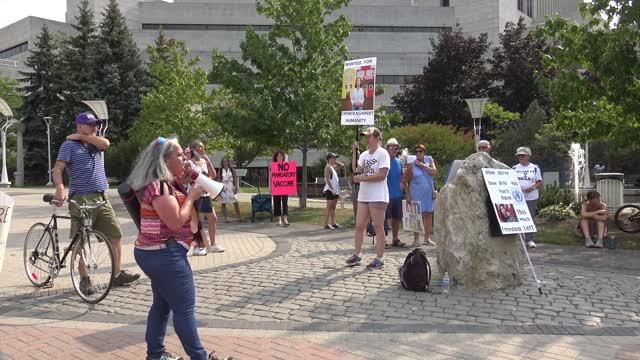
[386,138,399,146]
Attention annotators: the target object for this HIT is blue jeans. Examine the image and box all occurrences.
[134,245,207,360]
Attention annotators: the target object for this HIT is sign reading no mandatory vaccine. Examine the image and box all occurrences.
[341,57,377,126]
[482,169,536,235]
[271,161,297,196]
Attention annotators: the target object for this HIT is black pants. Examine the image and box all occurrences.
[273,195,289,216]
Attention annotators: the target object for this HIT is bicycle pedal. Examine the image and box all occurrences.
[41,281,54,289]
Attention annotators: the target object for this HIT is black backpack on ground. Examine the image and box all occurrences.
[398,248,432,291]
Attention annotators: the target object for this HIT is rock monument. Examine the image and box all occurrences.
[435,152,525,290]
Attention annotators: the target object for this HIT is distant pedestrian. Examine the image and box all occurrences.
[271,150,290,226]
[128,136,230,360]
[188,140,225,255]
[385,138,406,247]
[404,144,437,247]
[593,162,605,175]
[579,191,607,248]
[346,127,390,269]
[513,146,543,249]
[323,153,344,230]
[217,158,244,223]
[477,140,491,153]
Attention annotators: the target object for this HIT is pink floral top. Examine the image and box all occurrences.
[135,180,193,250]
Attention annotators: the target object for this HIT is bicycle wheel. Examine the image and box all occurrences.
[23,222,54,287]
[70,230,115,304]
[615,204,640,233]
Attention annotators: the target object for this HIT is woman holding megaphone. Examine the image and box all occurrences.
[128,136,230,360]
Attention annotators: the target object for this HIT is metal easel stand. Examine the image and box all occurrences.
[518,233,543,295]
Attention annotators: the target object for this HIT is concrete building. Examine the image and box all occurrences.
[2,0,582,105]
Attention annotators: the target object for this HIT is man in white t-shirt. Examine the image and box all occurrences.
[513,146,543,248]
[346,127,390,269]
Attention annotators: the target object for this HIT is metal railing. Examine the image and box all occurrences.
[0,59,18,67]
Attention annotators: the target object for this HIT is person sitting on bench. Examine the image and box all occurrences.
[579,191,607,248]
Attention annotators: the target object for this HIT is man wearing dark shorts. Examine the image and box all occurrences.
[385,138,405,247]
[53,112,140,292]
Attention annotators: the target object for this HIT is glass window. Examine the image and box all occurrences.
[0,42,28,59]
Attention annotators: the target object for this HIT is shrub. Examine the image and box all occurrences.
[387,124,474,188]
[104,140,143,182]
[537,184,575,209]
[539,204,577,222]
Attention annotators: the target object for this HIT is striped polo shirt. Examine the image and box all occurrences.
[56,140,109,195]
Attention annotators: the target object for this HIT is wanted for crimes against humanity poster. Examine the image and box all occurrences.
[341,57,377,126]
[482,169,536,235]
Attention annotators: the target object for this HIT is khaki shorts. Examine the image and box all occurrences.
[69,192,123,241]
[358,201,388,209]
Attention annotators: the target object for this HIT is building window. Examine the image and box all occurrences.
[442,0,450,7]
[377,75,416,84]
[142,24,449,33]
[517,0,532,17]
[0,42,28,59]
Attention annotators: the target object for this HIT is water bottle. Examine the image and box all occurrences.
[442,272,451,294]
[609,234,617,250]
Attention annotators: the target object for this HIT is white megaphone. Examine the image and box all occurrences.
[188,171,224,200]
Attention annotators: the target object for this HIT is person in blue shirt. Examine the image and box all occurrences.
[384,138,406,247]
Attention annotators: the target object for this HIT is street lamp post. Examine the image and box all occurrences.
[44,116,53,186]
[465,98,489,150]
[0,98,16,188]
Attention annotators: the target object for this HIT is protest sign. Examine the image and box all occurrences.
[271,161,297,196]
[403,201,424,233]
[482,168,536,235]
[341,57,377,125]
[0,191,14,272]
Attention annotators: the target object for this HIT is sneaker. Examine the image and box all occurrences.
[211,244,225,253]
[366,257,385,269]
[345,254,362,266]
[594,238,604,248]
[146,351,184,360]
[208,351,233,360]
[526,240,537,249]
[79,276,95,296]
[332,223,342,229]
[193,247,208,256]
[584,237,594,248]
[113,270,141,286]
[324,224,335,230]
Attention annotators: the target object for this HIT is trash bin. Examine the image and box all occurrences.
[596,173,624,212]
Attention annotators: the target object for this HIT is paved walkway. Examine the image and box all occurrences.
[1,188,640,359]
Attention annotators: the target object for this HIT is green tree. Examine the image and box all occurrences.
[209,0,352,207]
[535,0,640,148]
[18,24,63,183]
[131,42,218,149]
[489,17,545,114]
[94,0,149,142]
[392,25,490,127]
[0,77,22,111]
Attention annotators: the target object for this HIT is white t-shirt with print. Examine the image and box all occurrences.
[357,147,390,203]
[513,163,543,201]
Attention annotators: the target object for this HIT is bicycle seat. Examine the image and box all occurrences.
[43,194,55,203]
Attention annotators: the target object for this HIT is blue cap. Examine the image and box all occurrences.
[75,112,101,124]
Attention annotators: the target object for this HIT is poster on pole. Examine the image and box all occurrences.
[341,57,377,126]
[482,169,536,235]
[403,201,424,233]
[0,191,14,272]
[271,161,297,196]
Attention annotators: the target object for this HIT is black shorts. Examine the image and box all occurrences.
[385,198,403,220]
[195,196,213,213]
[324,190,340,201]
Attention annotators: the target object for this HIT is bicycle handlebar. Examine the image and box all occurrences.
[44,193,106,210]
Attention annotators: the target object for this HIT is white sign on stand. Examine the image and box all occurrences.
[341,57,377,125]
[403,201,424,233]
[0,191,14,272]
[482,168,536,235]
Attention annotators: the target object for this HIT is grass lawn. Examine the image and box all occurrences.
[212,200,355,227]
[238,187,260,194]
[535,218,640,250]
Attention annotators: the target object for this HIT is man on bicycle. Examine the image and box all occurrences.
[53,112,140,292]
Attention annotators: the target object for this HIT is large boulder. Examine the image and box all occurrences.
[435,152,524,290]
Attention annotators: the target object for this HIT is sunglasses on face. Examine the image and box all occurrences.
[478,146,488,150]
[517,154,528,157]
[387,146,399,150]
[415,149,424,153]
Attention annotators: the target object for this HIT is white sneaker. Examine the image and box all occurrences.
[526,241,536,249]
[193,248,207,256]
[594,238,604,248]
[584,237,593,248]
[211,244,225,253]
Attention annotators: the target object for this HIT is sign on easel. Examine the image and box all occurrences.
[482,169,536,235]
[0,191,14,272]
[403,201,424,233]
[341,57,377,125]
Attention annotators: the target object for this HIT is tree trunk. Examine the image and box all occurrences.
[300,142,308,208]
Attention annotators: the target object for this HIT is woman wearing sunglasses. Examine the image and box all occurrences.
[404,144,437,247]
[128,137,231,360]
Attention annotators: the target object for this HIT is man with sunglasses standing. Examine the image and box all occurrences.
[53,112,140,293]
[513,146,543,248]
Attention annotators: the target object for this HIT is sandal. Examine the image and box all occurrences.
[392,240,407,247]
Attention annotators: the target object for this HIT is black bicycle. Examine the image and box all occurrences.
[614,203,640,233]
[23,194,115,303]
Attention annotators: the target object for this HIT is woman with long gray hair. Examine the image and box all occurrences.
[129,136,230,360]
